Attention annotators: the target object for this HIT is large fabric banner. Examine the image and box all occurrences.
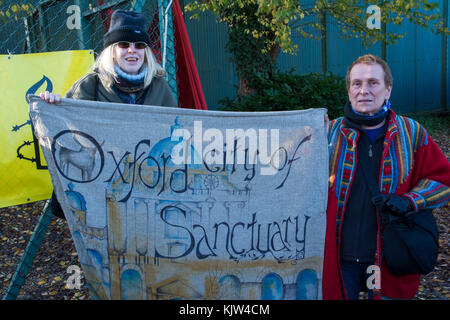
[29,95,328,300]
[0,50,94,207]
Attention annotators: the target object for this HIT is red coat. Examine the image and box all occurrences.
[323,110,450,299]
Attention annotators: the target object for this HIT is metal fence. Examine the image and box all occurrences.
[0,0,178,100]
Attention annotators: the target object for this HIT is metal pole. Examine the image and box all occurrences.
[37,5,48,52]
[23,17,31,54]
[163,0,174,70]
[75,0,93,50]
[159,0,178,103]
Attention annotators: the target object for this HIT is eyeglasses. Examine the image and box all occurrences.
[116,41,147,50]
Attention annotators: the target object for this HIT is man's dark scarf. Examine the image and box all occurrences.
[344,100,390,128]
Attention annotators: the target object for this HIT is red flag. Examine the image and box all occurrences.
[172,0,208,110]
[96,0,113,32]
[100,3,207,110]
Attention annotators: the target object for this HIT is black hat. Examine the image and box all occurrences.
[103,10,151,48]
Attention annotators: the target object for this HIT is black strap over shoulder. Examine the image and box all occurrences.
[356,135,439,276]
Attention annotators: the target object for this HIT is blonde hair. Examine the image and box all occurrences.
[94,43,165,90]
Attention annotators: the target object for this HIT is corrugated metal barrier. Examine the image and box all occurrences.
[183,0,449,113]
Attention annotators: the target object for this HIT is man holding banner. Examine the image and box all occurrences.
[323,54,450,300]
[41,10,177,218]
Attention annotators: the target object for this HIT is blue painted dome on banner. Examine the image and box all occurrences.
[65,182,86,212]
[148,117,202,169]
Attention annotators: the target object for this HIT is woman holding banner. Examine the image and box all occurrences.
[40,9,178,218]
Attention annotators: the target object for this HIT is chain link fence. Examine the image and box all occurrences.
[0,0,178,98]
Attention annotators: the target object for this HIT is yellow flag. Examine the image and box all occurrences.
[0,50,94,208]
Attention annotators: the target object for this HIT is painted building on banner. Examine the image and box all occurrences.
[99,120,322,300]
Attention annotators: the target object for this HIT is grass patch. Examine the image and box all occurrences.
[401,111,450,137]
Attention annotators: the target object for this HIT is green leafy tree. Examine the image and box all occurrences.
[186,0,449,98]
[0,2,34,23]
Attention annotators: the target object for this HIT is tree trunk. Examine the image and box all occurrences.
[269,44,280,62]
[237,44,281,98]
[237,75,257,97]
